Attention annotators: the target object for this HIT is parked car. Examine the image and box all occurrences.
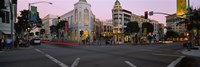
[19,38,29,47]
[31,37,41,45]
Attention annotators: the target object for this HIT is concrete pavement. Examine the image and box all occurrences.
[182,46,200,57]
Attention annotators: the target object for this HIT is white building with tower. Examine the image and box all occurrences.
[60,0,95,42]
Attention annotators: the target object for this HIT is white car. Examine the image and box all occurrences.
[31,37,41,45]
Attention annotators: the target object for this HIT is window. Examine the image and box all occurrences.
[5,12,9,23]
[79,12,82,23]
[71,16,73,25]
[75,9,78,23]
[84,8,89,25]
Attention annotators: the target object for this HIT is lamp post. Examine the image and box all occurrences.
[27,1,52,40]
[8,0,14,47]
[28,1,52,22]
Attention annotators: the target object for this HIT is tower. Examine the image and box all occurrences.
[74,0,94,42]
[79,0,87,2]
[112,0,123,44]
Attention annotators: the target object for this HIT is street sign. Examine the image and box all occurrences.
[149,11,153,16]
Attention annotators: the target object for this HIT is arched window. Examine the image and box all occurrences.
[84,8,89,25]
[79,12,82,23]
[75,9,78,24]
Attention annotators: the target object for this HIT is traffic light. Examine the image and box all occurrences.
[144,11,148,19]
[58,17,60,20]
[80,30,83,36]
[187,21,193,31]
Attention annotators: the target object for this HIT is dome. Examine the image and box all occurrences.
[115,0,121,6]
[79,0,87,2]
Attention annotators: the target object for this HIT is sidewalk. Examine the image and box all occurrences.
[47,41,81,46]
[182,46,200,57]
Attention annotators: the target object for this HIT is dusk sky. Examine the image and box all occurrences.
[17,0,200,25]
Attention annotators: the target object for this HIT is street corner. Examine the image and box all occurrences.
[46,41,81,47]
[181,47,200,57]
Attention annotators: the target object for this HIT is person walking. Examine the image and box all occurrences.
[6,38,13,49]
[14,37,19,48]
[0,37,3,51]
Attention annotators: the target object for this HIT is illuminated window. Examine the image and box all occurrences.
[75,9,78,24]
[79,12,82,23]
[84,8,89,25]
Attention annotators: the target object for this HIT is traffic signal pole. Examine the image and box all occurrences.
[9,0,14,48]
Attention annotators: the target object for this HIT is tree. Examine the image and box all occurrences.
[142,22,154,34]
[124,21,140,43]
[50,25,57,34]
[124,21,140,34]
[165,31,179,38]
[176,7,200,31]
[16,10,30,35]
[40,29,45,34]
[56,20,67,39]
[56,20,66,29]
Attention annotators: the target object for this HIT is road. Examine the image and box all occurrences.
[0,43,199,67]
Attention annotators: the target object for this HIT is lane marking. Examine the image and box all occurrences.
[152,53,182,57]
[71,58,80,67]
[0,51,4,54]
[137,49,162,52]
[35,49,69,67]
[167,56,185,67]
[125,61,137,67]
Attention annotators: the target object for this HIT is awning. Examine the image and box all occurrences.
[0,30,14,35]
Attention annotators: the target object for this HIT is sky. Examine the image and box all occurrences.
[17,0,200,25]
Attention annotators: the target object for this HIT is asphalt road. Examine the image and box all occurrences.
[0,43,199,67]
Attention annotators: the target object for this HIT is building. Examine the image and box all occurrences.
[112,0,132,44]
[42,14,58,40]
[112,0,160,44]
[158,23,165,39]
[93,19,102,41]
[131,14,150,34]
[166,14,187,34]
[150,20,159,39]
[101,19,113,41]
[0,0,17,38]
[60,0,95,42]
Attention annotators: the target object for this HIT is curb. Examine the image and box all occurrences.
[181,49,200,57]
[46,42,81,46]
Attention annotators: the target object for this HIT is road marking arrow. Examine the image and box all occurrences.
[125,61,137,67]
[35,49,69,67]
[71,58,80,67]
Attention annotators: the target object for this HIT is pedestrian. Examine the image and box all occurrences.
[2,37,5,49]
[14,37,19,48]
[0,37,3,51]
[6,38,13,49]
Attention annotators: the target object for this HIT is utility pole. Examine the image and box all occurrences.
[9,0,14,47]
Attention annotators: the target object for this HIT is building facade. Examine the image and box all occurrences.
[102,19,113,41]
[94,19,102,41]
[60,0,95,42]
[112,0,160,44]
[112,0,132,44]
[42,14,58,40]
[166,14,187,34]
[158,23,165,39]
[0,0,17,38]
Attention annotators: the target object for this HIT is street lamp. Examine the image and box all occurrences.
[29,1,52,11]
